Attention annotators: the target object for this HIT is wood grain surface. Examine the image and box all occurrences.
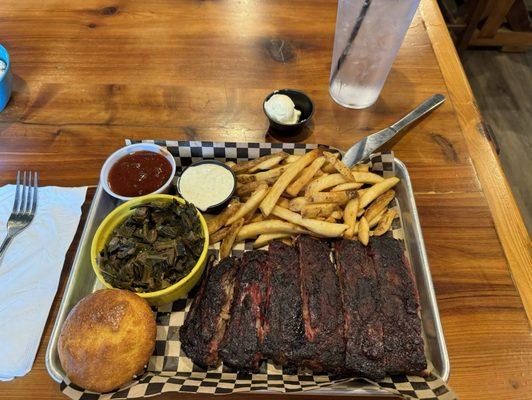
[0,1,530,399]
[420,0,532,325]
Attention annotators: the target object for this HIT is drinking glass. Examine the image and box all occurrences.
[329,0,420,109]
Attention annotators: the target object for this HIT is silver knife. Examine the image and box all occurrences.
[342,94,446,167]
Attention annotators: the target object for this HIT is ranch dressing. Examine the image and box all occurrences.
[179,163,234,211]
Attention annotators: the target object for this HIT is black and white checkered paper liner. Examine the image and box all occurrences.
[61,141,456,400]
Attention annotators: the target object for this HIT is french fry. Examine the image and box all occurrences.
[248,154,286,173]
[226,184,269,225]
[330,210,343,220]
[209,226,230,244]
[237,174,255,184]
[285,154,301,164]
[236,220,308,241]
[280,237,293,246]
[374,209,397,236]
[220,218,244,259]
[309,190,357,205]
[250,213,265,223]
[357,188,369,198]
[358,216,369,246]
[313,169,325,178]
[321,152,339,173]
[343,220,359,239]
[236,180,262,197]
[299,217,349,238]
[211,151,398,247]
[322,164,337,173]
[368,208,387,228]
[324,151,355,182]
[301,203,339,219]
[331,182,363,192]
[352,171,384,184]
[343,229,354,239]
[364,190,395,222]
[244,210,258,223]
[253,233,293,248]
[270,205,310,226]
[343,198,358,238]
[277,197,291,208]
[259,149,320,216]
[305,173,346,197]
[359,177,400,208]
[352,163,370,172]
[232,152,288,174]
[207,198,240,234]
[286,157,326,197]
[225,161,236,168]
[288,197,308,212]
[271,206,349,237]
[255,165,289,181]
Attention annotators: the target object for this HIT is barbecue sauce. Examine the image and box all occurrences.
[108,151,172,197]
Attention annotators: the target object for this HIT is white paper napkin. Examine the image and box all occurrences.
[0,185,87,381]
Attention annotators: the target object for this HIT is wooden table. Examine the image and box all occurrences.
[0,0,530,399]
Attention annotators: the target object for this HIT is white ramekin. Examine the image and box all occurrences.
[99,143,176,201]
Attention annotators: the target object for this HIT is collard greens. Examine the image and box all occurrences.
[98,200,204,292]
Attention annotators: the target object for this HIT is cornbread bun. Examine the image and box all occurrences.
[58,289,156,393]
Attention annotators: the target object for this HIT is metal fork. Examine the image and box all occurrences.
[0,171,39,263]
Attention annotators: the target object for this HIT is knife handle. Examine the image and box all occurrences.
[390,94,446,133]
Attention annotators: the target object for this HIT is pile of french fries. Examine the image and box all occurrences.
[206,149,400,258]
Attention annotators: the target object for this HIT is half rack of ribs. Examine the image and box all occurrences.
[180,234,426,379]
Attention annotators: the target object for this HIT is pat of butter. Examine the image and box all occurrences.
[179,164,234,211]
[264,94,301,125]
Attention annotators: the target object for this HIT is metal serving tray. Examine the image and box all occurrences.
[46,157,449,396]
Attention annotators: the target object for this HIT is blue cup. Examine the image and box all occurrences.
[0,44,13,112]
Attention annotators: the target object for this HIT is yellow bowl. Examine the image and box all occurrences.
[91,194,210,306]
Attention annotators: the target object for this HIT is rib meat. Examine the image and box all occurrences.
[295,235,345,374]
[262,241,305,368]
[335,239,385,378]
[180,257,239,368]
[334,235,426,379]
[371,235,426,375]
[181,233,427,378]
[218,250,270,371]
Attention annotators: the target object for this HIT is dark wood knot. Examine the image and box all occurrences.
[431,133,458,163]
[100,6,118,15]
[264,38,295,63]
[107,84,122,94]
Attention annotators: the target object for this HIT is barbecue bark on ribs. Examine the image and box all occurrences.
[335,238,384,378]
[218,250,270,371]
[334,235,426,379]
[180,235,426,378]
[295,235,345,374]
[262,241,306,368]
[370,235,426,376]
[179,256,239,368]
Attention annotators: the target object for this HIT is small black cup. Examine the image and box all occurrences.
[263,89,314,135]
[177,160,236,214]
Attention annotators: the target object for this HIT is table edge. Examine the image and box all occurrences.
[420,0,532,325]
